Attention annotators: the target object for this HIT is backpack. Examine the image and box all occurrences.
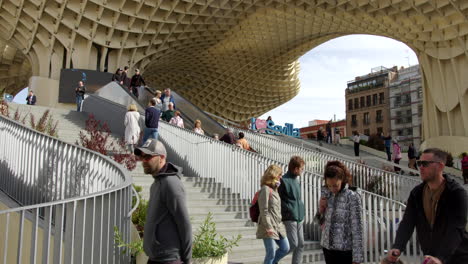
[249,187,273,223]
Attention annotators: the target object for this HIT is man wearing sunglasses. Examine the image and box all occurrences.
[386,148,468,264]
[134,139,192,264]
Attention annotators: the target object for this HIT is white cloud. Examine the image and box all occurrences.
[260,35,418,128]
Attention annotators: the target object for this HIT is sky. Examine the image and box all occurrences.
[259,34,418,128]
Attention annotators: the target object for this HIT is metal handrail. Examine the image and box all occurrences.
[0,113,133,264]
[157,121,423,264]
[227,126,421,202]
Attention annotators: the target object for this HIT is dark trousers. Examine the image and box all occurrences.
[385,146,391,161]
[394,158,401,172]
[463,169,468,184]
[147,260,182,264]
[354,142,359,156]
[323,248,352,264]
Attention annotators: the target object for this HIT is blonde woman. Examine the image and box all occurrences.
[169,111,184,128]
[257,165,289,264]
[193,120,204,135]
[153,90,163,111]
[124,104,141,152]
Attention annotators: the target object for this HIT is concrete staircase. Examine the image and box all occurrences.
[6,102,326,263]
[132,165,325,264]
[7,103,121,144]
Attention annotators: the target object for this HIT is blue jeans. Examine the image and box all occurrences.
[76,96,83,112]
[143,127,158,143]
[263,237,289,264]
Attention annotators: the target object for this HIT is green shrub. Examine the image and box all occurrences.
[192,212,241,258]
[114,226,143,256]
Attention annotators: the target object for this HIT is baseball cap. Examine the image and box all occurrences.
[134,139,167,157]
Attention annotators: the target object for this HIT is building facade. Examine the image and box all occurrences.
[389,65,423,151]
[300,120,347,139]
[345,66,397,138]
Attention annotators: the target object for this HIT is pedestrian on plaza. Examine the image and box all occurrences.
[381,132,392,161]
[143,99,161,143]
[75,81,86,112]
[112,68,123,85]
[392,139,402,173]
[326,121,332,144]
[353,132,360,157]
[193,119,204,135]
[237,132,251,150]
[134,139,192,264]
[316,161,363,264]
[278,156,305,264]
[130,69,146,98]
[333,127,341,146]
[408,143,417,170]
[161,88,176,111]
[153,90,163,111]
[169,111,184,128]
[26,91,36,105]
[317,127,325,146]
[124,104,141,152]
[257,164,290,264]
[161,102,175,122]
[385,148,468,264]
[461,152,468,184]
[219,128,236,145]
[122,66,130,88]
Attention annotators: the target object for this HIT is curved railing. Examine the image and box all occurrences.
[158,122,423,263]
[226,126,421,202]
[0,115,133,264]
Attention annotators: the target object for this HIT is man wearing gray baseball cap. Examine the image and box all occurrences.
[134,139,192,264]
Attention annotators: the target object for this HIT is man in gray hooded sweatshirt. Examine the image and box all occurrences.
[134,139,192,264]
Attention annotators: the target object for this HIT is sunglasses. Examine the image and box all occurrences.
[416,160,440,168]
[140,154,159,161]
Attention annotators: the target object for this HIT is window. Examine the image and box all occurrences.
[418,104,423,117]
[354,98,359,109]
[360,97,365,108]
[364,129,370,136]
[363,112,370,125]
[377,127,383,135]
[366,95,371,107]
[373,94,378,106]
[396,111,401,124]
[348,99,353,110]
[418,87,422,99]
[376,110,383,123]
[379,92,385,104]
[394,95,401,107]
[351,115,357,126]
[406,109,412,123]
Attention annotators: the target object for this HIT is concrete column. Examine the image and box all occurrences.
[29,76,60,108]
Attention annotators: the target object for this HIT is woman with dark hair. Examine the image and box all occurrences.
[257,165,289,264]
[316,161,363,264]
[112,68,123,85]
[237,132,250,150]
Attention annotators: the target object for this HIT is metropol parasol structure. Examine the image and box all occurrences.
[0,0,467,154]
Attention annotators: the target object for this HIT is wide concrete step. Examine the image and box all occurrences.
[191,218,254,229]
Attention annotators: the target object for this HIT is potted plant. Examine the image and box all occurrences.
[192,212,241,264]
[115,186,241,264]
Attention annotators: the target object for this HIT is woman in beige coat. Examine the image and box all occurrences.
[257,165,290,264]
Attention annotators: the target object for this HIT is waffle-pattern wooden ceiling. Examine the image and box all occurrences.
[1,0,468,123]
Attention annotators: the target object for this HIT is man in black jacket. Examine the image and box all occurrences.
[387,148,468,264]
